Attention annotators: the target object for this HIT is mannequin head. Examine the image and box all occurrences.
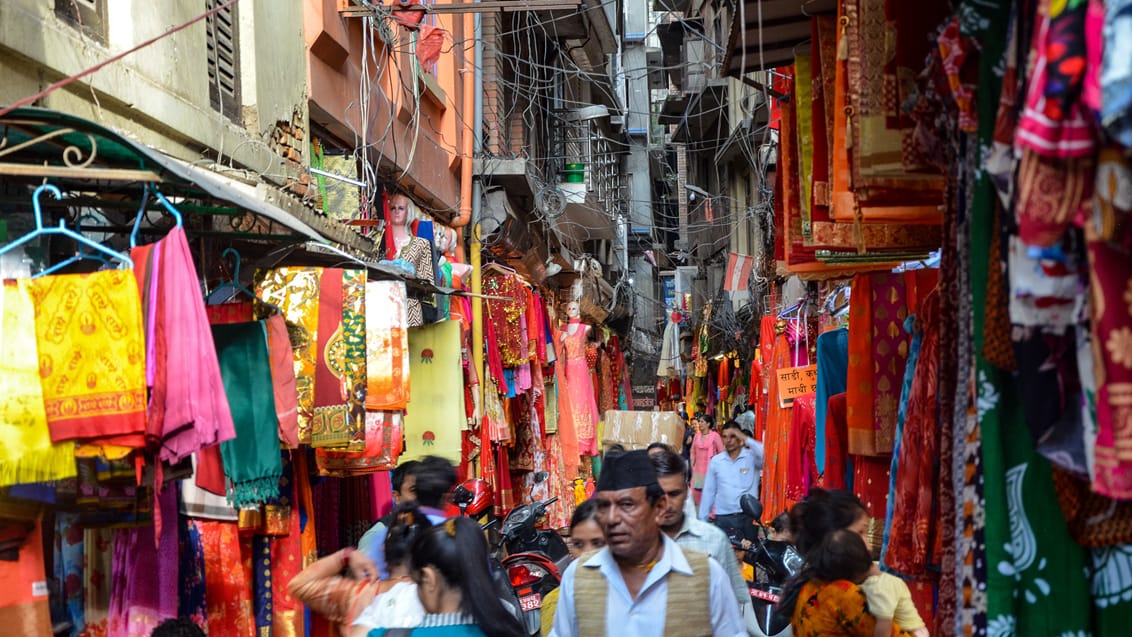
[390,194,416,228]
[435,226,455,256]
[566,301,581,321]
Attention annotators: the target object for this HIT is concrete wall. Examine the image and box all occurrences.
[0,0,308,185]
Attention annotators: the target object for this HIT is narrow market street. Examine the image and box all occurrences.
[0,1,1130,636]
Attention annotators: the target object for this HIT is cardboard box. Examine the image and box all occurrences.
[603,410,685,453]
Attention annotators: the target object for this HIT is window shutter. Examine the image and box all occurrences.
[205,0,240,121]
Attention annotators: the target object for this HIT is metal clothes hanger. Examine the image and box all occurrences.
[209,247,281,314]
[0,184,133,272]
[129,184,184,248]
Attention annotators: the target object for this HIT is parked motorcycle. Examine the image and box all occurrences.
[733,495,802,637]
[452,471,566,635]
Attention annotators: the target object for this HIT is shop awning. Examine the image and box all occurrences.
[721,0,836,76]
[0,107,373,253]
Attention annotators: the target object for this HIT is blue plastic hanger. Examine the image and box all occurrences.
[0,184,133,272]
[209,247,281,314]
[36,213,114,277]
[129,184,183,248]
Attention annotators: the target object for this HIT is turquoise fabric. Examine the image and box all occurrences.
[814,328,848,474]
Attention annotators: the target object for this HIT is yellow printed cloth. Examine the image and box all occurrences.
[26,271,147,448]
[0,281,76,486]
[401,320,465,464]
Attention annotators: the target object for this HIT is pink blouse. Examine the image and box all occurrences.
[691,430,723,489]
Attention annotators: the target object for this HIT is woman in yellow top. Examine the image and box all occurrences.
[539,499,604,634]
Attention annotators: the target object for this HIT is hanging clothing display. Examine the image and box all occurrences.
[813,327,847,474]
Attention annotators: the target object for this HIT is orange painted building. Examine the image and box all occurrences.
[304,0,473,221]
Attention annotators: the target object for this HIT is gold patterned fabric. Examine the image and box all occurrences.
[257,268,322,445]
[0,281,76,486]
[26,271,147,450]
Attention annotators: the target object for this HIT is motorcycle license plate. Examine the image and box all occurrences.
[750,588,780,604]
[519,593,543,611]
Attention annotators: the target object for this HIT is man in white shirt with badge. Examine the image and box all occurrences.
[550,449,745,637]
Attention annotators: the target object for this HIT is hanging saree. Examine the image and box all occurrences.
[365,280,410,411]
[813,327,847,474]
[135,226,236,463]
[835,0,947,224]
[1014,0,1098,248]
[80,528,114,636]
[256,268,322,445]
[484,273,527,367]
[309,268,367,450]
[401,320,465,465]
[213,321,283,506]
[265,314,300,448]
[26,271,147,450]
[178,513,208,629]
[823,393,851,491]
[761,325,802,521]
[1086,219,1132,499]
[107,488,179,637]
[54,513,85,635]
[846,273,876,455]
[784,394,818,502]
[1102,0,1132,147]
[197,520,254,636]
[883,292,940,579]
[0,280,76,486]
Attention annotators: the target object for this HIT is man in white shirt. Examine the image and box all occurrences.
[699,421,765,542]
[550,450,745,637]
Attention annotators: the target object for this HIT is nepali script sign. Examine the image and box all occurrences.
[776,365,817,408]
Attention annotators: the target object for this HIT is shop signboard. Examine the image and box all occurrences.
[776,365,817,407]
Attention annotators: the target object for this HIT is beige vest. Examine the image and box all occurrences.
[573,546,713,637]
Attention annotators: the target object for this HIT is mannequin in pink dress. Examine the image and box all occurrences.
[559,301,600,456]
